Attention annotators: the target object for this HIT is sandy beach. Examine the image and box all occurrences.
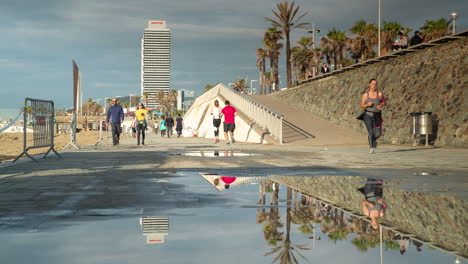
[0,131,131,163]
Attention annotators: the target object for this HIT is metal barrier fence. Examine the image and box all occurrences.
[218,84,284,144]
[13,98,62,162]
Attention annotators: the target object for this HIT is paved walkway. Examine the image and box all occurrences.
[1,134,467,217]
[252,95,366,146]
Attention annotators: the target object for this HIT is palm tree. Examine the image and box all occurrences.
[264,72,272,93]
[420,18,452,41]
[143,92,149,106]
[155,91,167,112]
[85,98,95,116]
[167,89,178,113]
[290,45,312,81]
[381,21,411,55]
[322,28,348,67]
[265,187,310,263]
[264,26,283,93]
[256,48,268,95]
[232,78,249,93]
[321,28,348,69]
[349,20,378,61]
[204,84,214,92]
[265,0,310,88]
[320,46,332,65]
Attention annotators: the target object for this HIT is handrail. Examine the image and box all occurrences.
[298,30,468,86]
[218,84,283,144]
[219,86,284,118]
[188,83,284,144]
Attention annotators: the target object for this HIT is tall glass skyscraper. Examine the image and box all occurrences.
[141,20,171,108]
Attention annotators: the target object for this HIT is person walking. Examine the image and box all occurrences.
[211,100,222,143]
[134,102,147,145]
[153,120,159,135]
[175,114,183,138]
[160,116,167,137]
[165,114,174,138]
[106,98,124,146]
[360,79,385,153]
[361,178,386,230]
[220,100,237,144]
[131,117,136,138]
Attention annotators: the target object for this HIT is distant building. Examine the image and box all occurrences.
[182,89,195,110]
[177,90,184,110]
[141,20,171,109]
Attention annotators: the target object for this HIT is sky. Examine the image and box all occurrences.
[0,0,466,119]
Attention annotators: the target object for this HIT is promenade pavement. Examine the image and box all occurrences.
[252,95,366,145]
[0,133,467,223]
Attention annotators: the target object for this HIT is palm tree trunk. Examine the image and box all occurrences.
[286,187,292,241]
[270,56,274,94]
[286,32,292,88]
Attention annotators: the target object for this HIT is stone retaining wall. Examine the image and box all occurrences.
[272,38,468,147]
[273,176,467,256]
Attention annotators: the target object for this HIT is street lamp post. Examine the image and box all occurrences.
[378,0,381,57]
[95,98,106,146]
[250,80,258,95]
[451,12,458,34]
[308,24,320,76]
[129,93,135,111]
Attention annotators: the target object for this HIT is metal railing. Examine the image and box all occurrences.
[188,83,284,143]
[13,98,62,162]
[298,30,468,86]
[218,84,283,144]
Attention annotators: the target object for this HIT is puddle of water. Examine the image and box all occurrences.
[171,151,260,157]
[0,174,466,264]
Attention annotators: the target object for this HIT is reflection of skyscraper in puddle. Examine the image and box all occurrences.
[140,216,169,244]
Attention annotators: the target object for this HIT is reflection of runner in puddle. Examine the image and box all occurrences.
[359,178,386,230]
[214,176,237,189]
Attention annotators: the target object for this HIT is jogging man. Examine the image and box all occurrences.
[106,98,124,146]
[220,100,237,144]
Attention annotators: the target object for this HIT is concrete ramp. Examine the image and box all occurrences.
[252,95,366,146]
[183,84,275,144]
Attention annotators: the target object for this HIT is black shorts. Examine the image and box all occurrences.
[213,118,221,128]
[224,122,235,132]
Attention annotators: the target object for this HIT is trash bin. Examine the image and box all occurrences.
[410,112,433,146]
[419,112,433,135]
[409,112,422,135]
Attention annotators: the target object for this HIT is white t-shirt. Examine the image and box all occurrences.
[212,107,221,119]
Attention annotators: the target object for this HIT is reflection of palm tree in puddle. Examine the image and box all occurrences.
[265,187,310,264]
[262,181,283,245]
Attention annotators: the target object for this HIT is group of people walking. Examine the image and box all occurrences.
[107,78,383,152]
[152,114,182,138]
[132,109,184,145]
[211,100,237,144]
[105,97,184,146]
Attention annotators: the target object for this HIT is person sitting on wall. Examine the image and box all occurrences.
[392,31,408,52]
[410,31,423,46]
[305,70,313,79]
[321,63,330,74]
